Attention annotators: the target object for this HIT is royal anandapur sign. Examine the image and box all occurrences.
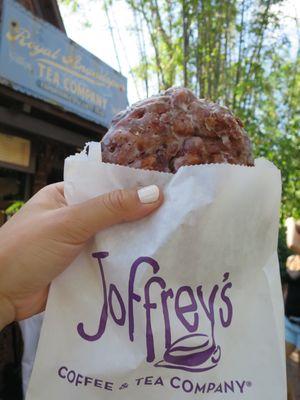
[0,0,128,128]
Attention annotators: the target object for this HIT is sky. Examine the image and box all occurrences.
[58,0,300,105]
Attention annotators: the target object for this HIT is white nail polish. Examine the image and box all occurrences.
[138,185,160,204]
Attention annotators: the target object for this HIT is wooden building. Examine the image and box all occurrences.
[0,0,127,398]
[13,0,66,31]
[0,0,127,213]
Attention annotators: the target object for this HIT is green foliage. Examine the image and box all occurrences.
[59,0,80,12]
[123,0,299,236]
[5,201,24,216]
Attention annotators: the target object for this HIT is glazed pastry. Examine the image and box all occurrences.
[102,87,253,172]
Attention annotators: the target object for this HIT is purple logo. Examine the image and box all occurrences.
[77,252,233,373]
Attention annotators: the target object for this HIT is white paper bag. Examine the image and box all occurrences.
[26,142,286,399]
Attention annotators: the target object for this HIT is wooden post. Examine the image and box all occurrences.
[32,142,55,193]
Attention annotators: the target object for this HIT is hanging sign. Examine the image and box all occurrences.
[0,0,128,128]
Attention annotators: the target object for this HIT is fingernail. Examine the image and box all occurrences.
[137,185,160,204]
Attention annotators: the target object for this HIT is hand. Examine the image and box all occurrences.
[286,255,300,272]
[286,217,300,254]
[0,183,163,330]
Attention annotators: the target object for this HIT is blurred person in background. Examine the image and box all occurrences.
[285,217,300,400]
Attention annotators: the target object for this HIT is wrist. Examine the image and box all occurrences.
[0,294,15,330]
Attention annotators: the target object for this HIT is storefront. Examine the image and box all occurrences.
[0,1,127,398]
[0,0,127,220]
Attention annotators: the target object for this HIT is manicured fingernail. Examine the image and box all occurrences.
[137,185,160,204]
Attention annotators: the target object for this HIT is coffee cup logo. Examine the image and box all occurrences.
[155,334,221,372]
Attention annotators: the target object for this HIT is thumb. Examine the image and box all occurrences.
[65,185,163,242]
